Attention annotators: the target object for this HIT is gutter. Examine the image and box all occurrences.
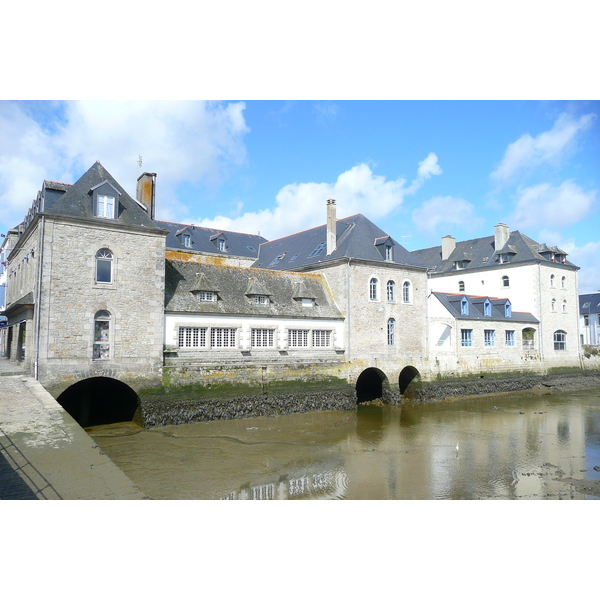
[34,215,44,380]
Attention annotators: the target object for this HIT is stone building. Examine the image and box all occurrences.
[252,200,429,399]
[1,161,585,426]
[411,223,581,369]
[2,162,167,401]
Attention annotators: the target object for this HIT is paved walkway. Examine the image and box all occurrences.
[0,359,149,500]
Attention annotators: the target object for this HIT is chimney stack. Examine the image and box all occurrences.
[326,198,337,255]
[137,172,157,220]
[441,235,455,261]
[494,223,509,251]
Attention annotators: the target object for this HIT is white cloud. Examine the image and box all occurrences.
[536,229,600,295]
[491,112,596,183]
[411,195,484,236]
[197,156,442,240]
[510,180,597,230]
[0,100,249,229]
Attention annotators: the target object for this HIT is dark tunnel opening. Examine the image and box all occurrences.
[56,377,139,428]
[355,368,386,403]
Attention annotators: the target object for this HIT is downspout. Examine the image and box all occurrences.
[537,262,544,366]
[34,215,45,380]
[346,258,351,364]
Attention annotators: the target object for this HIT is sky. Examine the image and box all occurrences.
[1,100,598,292]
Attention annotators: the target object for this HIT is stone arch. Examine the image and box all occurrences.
[399,366,421,398]
[56,377,140,428]
[355,367,390,403]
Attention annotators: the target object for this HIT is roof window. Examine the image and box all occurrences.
[309,242,327,257]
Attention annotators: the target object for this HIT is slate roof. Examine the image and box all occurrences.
[411,230,578,273]
[580,293,600,315]
[253,213,426,271]
[165,260,344,320]
[156,220,267,258]
[42,161,164,231]
[432,292,539,323]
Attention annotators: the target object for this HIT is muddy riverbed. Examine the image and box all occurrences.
[88,387,600,499]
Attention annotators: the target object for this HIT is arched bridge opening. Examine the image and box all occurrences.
[399,366,421,399]
[356,367,390,403]
[56,377,139,428]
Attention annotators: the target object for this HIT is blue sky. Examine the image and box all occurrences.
[1,100,598,292]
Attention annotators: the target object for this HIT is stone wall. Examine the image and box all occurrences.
[37,217,166,392]
[140,388,357,427]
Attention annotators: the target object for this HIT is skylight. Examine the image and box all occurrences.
[308,242,327,257]
[289,253,300,262]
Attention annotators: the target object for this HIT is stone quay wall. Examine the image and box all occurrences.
[140,388,357,427]
[410,370,600,402]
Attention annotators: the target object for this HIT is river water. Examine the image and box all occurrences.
[88,388,600,500]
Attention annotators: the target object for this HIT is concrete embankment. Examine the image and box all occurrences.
[411,371,600,402]
[0,373,149,500]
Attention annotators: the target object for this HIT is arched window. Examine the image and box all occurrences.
[502,275,509,287]
[369,278,379,301]
[93,310,111,360]
[95,248,113,284]
[554,330,566,350]
[561,276,566,289]
[484,299,491,317]
[387,280,395,301]
[562,300,567,313]
[403,281,411,303]
[551,298,556,311]
[387,318,395,346]
[550,274,555,287]
[458,281,465,292]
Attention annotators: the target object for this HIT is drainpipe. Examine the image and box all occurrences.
[346,258,351,364]
[34,215,45,380]
[537,262,544,367]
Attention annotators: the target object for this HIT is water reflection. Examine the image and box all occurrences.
[89,389,600,500]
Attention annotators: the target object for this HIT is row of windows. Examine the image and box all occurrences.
[460,329,516,347]
[177,327,333,350]
[370,279,412,303]
[550,274,567,288]
[459,328,567,350]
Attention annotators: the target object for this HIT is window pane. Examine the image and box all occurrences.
[96,259,111,283]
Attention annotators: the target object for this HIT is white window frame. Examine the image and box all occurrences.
[251,328,274,347]
[253,295,269,305]
[312,330,331,347]
[385,245,393,261]
[178,326,207,348]
[502,275,509,287]
[554,330,566,351]
[211,327,236,348]
[369,278,379,301]
[183,234,192,248]
[402,281,411,303]
[387,280,395,302]
[96,194,116,219]
[288,329,309,347]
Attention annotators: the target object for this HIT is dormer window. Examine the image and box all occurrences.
[455,260,469,270]
[218,239,226,251]
[301,298,314,308]
[253,295,268,305]
[183,234,192,248]
[484,299,491,317]
[97,195,115,218]
[210,232,228,252]
[505,301,512,318]
[194,291,216,303]
[91,181,120,219]
[385,245,393,261]
[461,298,469,316]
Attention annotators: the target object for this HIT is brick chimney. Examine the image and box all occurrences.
[494,223,509,251]
[136,172,157,219]
[441,235,455,260]
[327,198,337,255]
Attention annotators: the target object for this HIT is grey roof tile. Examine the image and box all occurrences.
[253,213,427,270]
[165,260,344,320]
[432,292,539,323]
[580,293,600,314]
